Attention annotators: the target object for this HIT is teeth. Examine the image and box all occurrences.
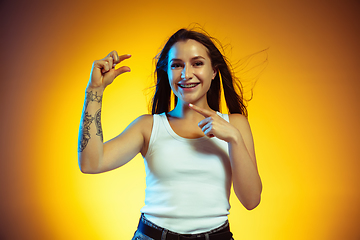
[179,83,198,88]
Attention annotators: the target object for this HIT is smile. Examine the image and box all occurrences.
[178,83,200,88]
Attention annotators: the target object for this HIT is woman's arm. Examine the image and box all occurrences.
[78,87,105,173]
[78,51,150,174]
[189,104,262,210]
[227,114,262,210]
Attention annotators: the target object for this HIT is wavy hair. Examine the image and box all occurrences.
[151,28,248,117]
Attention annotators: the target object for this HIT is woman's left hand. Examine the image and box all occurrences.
[189,104,241,143]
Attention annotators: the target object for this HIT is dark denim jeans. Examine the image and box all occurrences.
[131,214,234,240]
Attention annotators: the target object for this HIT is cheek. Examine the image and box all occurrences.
[168,76,177,92]
[167,70,180,87]
[198,69,213,83]
[167,71,173,83]
[168,74,174,86]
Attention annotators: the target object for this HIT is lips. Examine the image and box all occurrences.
[178,83,200,88]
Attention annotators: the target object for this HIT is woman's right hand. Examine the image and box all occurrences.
[88,51,131,90]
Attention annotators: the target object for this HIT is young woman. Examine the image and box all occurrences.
[78,28,262,240]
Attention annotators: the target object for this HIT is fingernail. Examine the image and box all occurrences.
[189,103,193,107]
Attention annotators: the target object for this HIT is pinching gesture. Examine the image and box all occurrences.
[88,51,131,90]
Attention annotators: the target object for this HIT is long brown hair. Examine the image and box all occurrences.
[151,28,248,117]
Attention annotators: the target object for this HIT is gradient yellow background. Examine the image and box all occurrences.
[1,0,359,239]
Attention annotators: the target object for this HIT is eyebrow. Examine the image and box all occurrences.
[169,56,206,63]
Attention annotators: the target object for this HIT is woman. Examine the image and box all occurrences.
[78,28,262,240]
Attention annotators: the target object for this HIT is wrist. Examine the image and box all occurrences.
[86,84,105,93]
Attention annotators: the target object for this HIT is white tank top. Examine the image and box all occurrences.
[140,112,232,234]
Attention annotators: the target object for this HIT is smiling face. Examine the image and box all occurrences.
[167,39,217,106]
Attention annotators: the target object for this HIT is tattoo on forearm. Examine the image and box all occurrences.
[78,112,94,152]
[78,91,103,152]
[85,91,103,109]
[95,109,103,142]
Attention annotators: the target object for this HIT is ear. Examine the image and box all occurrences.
[212,68,218,80]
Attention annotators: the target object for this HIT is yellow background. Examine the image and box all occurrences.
[1,0,359,239]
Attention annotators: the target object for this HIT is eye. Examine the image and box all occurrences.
[170,63,182,69]
[193,61,204,67]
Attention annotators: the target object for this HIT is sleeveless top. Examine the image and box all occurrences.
[140,112,232,234]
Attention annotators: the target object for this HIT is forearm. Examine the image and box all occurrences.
[78,87,105,173]
[229,134,262,210]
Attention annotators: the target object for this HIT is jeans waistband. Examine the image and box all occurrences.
[138,214,233,240]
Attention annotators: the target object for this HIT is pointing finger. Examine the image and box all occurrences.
[189,103,214,118]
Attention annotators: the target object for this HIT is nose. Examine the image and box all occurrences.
[181,64,193,80]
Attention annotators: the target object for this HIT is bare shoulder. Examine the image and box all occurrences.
[135,114,153,125]
[115,114,153,140]
[131,114,153,133]
[228,113,253,139]
[139,114,153,131]
[134,114,153,138]
[104,114,153,159]
[228,113,250,128]
[134,114,153,156]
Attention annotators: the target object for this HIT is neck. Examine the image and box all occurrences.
[169,99,213,119]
